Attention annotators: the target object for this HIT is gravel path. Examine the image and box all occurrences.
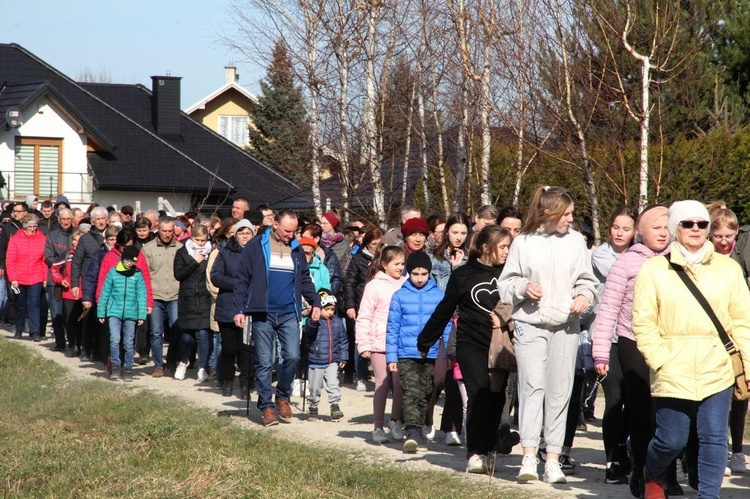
[5,327,749,498]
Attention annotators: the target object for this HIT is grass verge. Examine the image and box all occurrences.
[0,337,532,498]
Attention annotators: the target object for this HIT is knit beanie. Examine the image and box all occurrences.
[401,217,430,238]
[637,205,668,238]
[25,194,37,207]
[322,212,340,230]
[121,246,140,262]
[667,200,710,237]
[406,251,432,274]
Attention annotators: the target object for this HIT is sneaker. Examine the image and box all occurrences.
[724,466,732,477]
[730,452,747,473]
[152,367,164,378]
[174,362,188,380]
[12,332,21,339]
[356,379,367,391]
[422,425,436,441]
[605,462,630,484]
[308,406,319,421]
[466,454,487,473]
[543,459,567,484]
[138,355,149,366]
[388,419,404,441]
[262,408,279,427]
[445,431,461,446]
[277,400,293,420]
[109,367,122,381]
[80,352,91,362]
[372,427,389,444]
[559,452,577,474]
[197,368,209,383]
[330,403,344,420]
[518,454,539,481]
[123,370,134,382]
[404,429,419,454]
[576,422,588,433]
[31,333,41,342]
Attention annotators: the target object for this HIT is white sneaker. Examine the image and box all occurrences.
[518,454,539,481]
[444,431,461,446]
[356,380,367,391]
[389,419,405,441]
[725,466,732,477]
[174,362,188,380]
[466,454,487,473]
[543,459,567,484]
[730,453,747,473]
[422,425,436,441]
[372,428,389,444]
[197,368,209,382]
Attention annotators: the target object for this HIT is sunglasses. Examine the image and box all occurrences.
[679,220,709,230]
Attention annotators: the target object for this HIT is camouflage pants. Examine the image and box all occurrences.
[399,358,435,429]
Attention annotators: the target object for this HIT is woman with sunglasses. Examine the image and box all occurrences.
[6,214,47,341]
[633,201,750,499]
[592,204,677,495]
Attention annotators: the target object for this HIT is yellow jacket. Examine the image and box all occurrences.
[632,242,750,401]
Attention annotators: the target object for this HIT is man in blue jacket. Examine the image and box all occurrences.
[234,211,321,426]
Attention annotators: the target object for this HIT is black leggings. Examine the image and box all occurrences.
[618,337,653,476]
[730,399,749,453]
[218,322,252,384]
[563,373,585,448]
[457,343,506,458]
[63,299,83,348]
[601,343,630,463]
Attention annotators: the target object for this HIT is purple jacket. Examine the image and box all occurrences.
[592,243,669,365]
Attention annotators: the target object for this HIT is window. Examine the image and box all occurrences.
[218,115,249,146]
[14,137,62,198]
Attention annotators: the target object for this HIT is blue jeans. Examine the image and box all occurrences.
[16,283,43,335]
[646,387,732,499]
[210,330,221,372]
[109,317,136,370]
[0,276,7,317]
[252,312,300,410]
[149,299,178,367]
[47,285,65,348]
[179,329,210,369]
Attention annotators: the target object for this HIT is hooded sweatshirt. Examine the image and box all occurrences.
[498,228,598,328]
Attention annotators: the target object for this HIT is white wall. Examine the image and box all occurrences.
[92,190,194,215]
[0,96,90,203]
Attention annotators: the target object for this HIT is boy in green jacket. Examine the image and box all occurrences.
[98,246,147,381]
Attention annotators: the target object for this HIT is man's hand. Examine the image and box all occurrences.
[82,301,92,310]
[234,313,245,328]
[72,287,80,299]
[346,308,357,320]
[310,306,321,322]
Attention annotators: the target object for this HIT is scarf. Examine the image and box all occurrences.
[674,241,709,268]
[321,230,344,249]
[185,238,212,257]
[116,261,137,277]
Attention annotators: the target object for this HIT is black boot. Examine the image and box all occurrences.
[222,378,234,397]
[238,382,248,400]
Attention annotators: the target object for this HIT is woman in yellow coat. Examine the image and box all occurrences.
[632,200,750,499]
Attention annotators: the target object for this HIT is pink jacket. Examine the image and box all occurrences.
[355,271,407,353]
[6,229,47,285]
[592,243,669,365]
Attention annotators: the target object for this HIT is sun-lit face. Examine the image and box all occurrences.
[232,200,250,219]
[610,215,636,253]
[446,223,468,249]
[367,237,382,253]
[710,224,737,256]
[41,206,54,219]
[273,215,298,244]
[409,267,430,288]
[136,226,150,240]
[499,217,522,238]
[91,213,107,230]
[405,231,426,251]
[549,203,574,235]
[675,218,709,253]
[432,223,445,245]
[158,222,174,244]
[483,236,512,266]
[235,228,253,247]
[383,254,405,279]
[641,215,669,252]
[320,217,334,234]
[58,213,73,230]
[191,234,208,247]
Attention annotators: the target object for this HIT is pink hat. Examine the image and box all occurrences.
[322,212,340,230]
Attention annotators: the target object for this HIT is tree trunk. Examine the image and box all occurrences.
[364,1,385,224]
[418,90,430,208]
[402,81,416,206]
[638,58,650,211]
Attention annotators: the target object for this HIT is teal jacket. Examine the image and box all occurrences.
[98,264,147,321]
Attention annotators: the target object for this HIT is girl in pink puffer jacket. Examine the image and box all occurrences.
[356,245,407,443]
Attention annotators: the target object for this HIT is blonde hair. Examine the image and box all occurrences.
[708,201,739,233]
[521,186,574,235]
[190,223,208,238]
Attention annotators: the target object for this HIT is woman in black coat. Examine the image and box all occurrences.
[210,220,255,396]
[343,227,383,388]
[173,224,213,382]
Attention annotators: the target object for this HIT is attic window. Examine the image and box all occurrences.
[14,137,62,199]
[218,115,249,147]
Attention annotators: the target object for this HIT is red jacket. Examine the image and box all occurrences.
[51,248,81,301]
[95,247,154,307]
[6,229,47,285]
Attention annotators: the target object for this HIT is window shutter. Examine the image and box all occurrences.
[38,145,60,197]
[14,144,35,195]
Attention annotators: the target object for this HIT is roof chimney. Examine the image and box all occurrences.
[225,66,238,84]
[151,75,181,136]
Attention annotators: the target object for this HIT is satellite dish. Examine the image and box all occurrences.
[5,106,22,128]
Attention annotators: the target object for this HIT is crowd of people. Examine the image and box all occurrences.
[2,190,750,499]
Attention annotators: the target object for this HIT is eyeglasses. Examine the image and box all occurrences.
[13,209,26,213]
[679,220,709,230]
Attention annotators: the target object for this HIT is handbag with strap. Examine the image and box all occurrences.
[488,301,516,393]
[665,255,750,401]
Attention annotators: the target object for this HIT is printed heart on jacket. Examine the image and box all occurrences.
[470,277,501,314]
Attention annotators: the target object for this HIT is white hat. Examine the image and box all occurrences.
[233,219,255,235]
[667,200,710,237]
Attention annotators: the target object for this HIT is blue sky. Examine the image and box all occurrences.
[3,1,265,109]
